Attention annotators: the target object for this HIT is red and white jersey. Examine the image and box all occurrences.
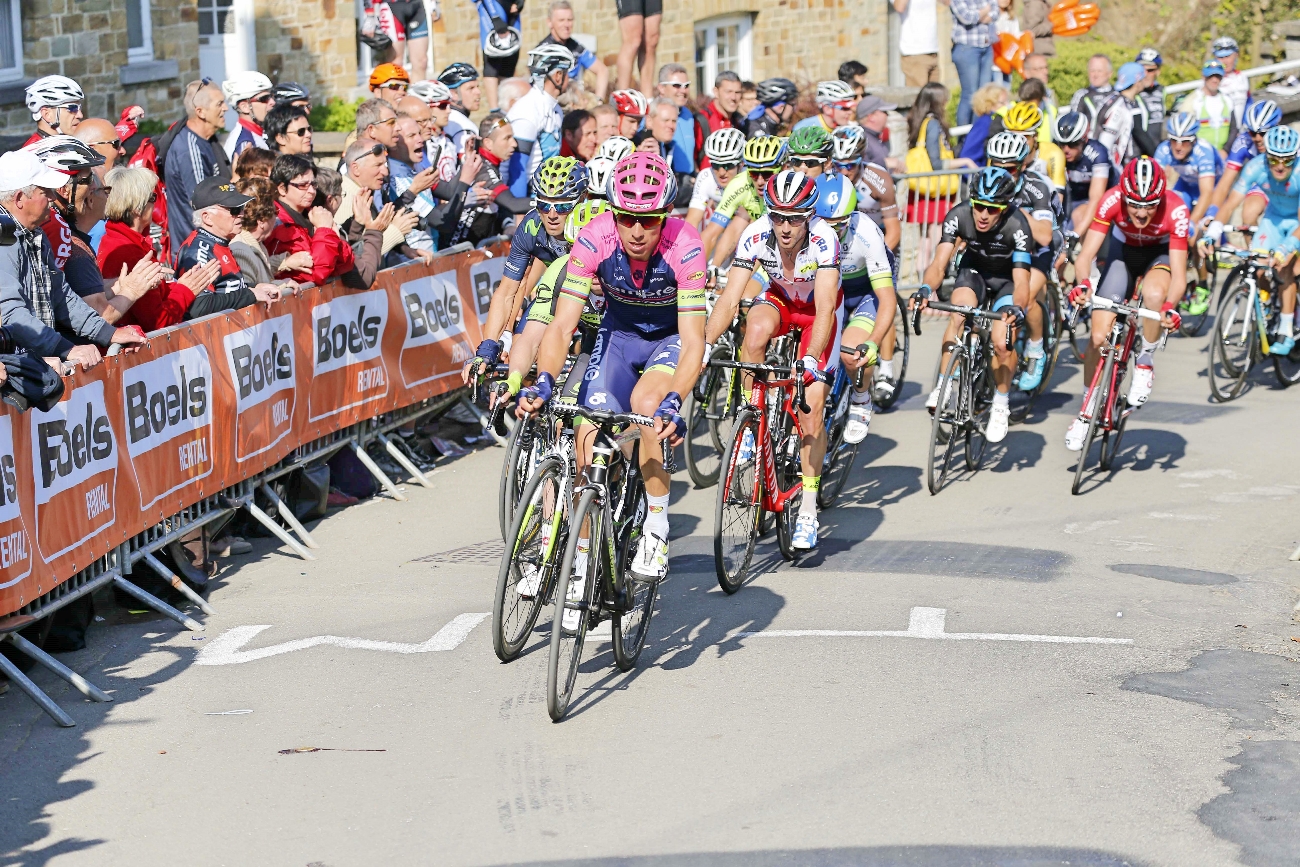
[1090,187,1189,251]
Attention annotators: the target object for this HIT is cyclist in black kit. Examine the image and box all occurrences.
[912,166,1033,444]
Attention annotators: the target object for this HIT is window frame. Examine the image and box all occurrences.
[693,13,753,96]
[0,0,23,83]
[127,0,155,64]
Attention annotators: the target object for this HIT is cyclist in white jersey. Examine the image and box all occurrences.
[1212,36,1251,124]
[505,45,573,198]
[686,128,746,229]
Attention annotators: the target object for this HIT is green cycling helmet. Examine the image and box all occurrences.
[531,155,587,200]
[563,199,609,243]
[787,124,833,159]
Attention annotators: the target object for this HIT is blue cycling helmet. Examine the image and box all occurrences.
[1243,100,1283,134]
[970,166,1018,207]
[1264,126,1300,159]
[814,173,857,220]
[1165,112,1200,140]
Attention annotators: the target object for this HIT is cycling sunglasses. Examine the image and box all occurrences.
[832,159,862,172]
[971,201,1007,215]
[769,211,809,225]
[613,210,666,229]
[710,161,741,173]
[1267,154,1296,166]
[535,199,578,214]
[748,169,777,183]
[1124,198,1158,211]
[788,157,825,170]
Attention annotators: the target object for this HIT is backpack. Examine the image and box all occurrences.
[906,116,960,197]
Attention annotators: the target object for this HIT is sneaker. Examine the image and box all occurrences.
[1017,351,1046,392]
[1127,365,1154,406]
[630,533,669,579]
[871,375,895,404]
[1064,416,1089,451]
[1269,335,1296,356]
[792,514,819,550]
[1183,284,1211,317]
[844,399,873,444]
[562,570,586,633]
[736,428,756,464]
[987,402,1010,444]
[212,535,252,557]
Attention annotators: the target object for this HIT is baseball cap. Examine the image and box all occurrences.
[1202,59,1226,78]
[1115,62,1147,92]
[191,176,253,210]
[855,95,897,119]
[1214,46,1237,58]
[1135,48,1162,68]
[0,149,75,191]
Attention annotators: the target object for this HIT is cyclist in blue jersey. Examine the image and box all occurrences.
[1155,113,1222,221]
[1055,111,1117,234]
[1202,127,1300,355]
[1207,99,1282,232]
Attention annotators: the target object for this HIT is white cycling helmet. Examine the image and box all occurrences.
[831,124,866,162]
[25,135,104,175]
[484,27,522,58]
[597,135,634,163]
[25,75,84,122]
[703,127,746,165]
[409,80,453,105]
[222,71,274,106]
[526,43,574,75]
[986,130,1031,164]
[816,80,857,106]
[585,156,615,197]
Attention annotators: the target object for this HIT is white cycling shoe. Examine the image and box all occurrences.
[792,514,819,549]
[630,533,669,579]
[925,385,941,412]
[1065,417,1088,451]
[843,399,873,444]
[562,570,586,634]
[517,565,542,598]
[1127,365,1154,406]
[987,402,1010,444]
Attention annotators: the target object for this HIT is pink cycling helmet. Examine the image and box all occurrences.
[608,152,678,214]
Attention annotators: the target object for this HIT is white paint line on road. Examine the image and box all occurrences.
[739,607,1132,645]
[195,613,490,666]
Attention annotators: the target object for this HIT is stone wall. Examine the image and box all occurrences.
[254,0,357,101]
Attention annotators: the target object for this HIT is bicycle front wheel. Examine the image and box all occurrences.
[1072,353,1114,495]
[1208,279,1255,402]
[547,489,602,722]
[684,365,728,488]
[927,349,963,495]
[493,455,566,662]
[612,487,656,670]
[773,413,802,562]
[498,417,532,539]
[714,409,761,594]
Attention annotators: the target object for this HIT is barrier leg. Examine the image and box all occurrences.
[259,483,321,548]
[6,633,112,703]
[465,395,509,447]
[112,575,205,633]
[142,552,218,616]
[1290,541,1300,561]
[350,441,408,501]
[377,433,434,488]
[0,651,75,727]
[244,501,316,561]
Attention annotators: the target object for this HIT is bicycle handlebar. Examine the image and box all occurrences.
[550,404,674,471]
[710,358,811,414]
[1089,294,1163,321]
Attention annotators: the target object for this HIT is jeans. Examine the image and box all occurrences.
[952,43,994,126]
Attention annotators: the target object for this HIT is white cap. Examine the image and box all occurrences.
[0,149,74,192]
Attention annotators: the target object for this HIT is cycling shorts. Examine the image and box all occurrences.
[1253,215,1299,254]
[752,289,844,374]
[386,0,428,39]
[943,270,1016,307]
[483,52,520,79]
[846,292,878,333]
[1246,186,1270,202]
[1097,243,1169,304]
[1029,230,1064,276]
[577,327,680,414]
[616,0,663,18]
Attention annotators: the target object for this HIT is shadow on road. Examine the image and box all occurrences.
[483,845,1150,866]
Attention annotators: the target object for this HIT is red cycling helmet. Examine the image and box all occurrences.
[1121,156,1165,206]
[610,89,648,118]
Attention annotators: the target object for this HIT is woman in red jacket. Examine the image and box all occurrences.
[264,153,356,285]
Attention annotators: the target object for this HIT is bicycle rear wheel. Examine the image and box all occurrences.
[611,476,656,671]
[1072,354,1114,495]
[773,412,802,561]
[1099,355,1130,471]
[817,386,856,509]
[684,365,726,488]
[493,456,566,662]
[927,349,963,495]
[1273,344,1300,386]
[498,417,534,539]
[1208,279,1255,402]
[547,489,602,722]
[714,409,761,594]
[1178,276,1212,337]
[875,291,911,411]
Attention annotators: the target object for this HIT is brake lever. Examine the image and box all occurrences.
[661,436,675,474]
[911,302,923,336]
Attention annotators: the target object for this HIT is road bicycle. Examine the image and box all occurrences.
[1071,294,1164,495]
[712,358,812,594]
[547,406,670,722]
[683,289,742,489]
[1207,246,1300,401]
[913,300,1003,495]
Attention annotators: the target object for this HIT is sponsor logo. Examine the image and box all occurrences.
[224,315,295,411]
[687,271,705,281]
[469,257,504,324]
[680,247,701,263]
[402,273,465,347]
[588,392,607,406]
[578,236,598,253]
[0,417,31,589]
[123,346,211,456]
[313,290,387,375]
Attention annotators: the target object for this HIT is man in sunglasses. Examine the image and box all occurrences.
[1067,156,1188,450]
[792,80,858,135]
[221,71,276,159]
[914,166,1033,446]
[176,177,282,319]
[786,125,833,179]
[701,135,784,267]
[708,169,842,550]
[1206,99,1282,235]
[24,75,84,144]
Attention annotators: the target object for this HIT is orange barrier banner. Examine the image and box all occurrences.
[0,243,504,618]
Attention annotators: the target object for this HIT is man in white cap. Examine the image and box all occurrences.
[0,151,147,370]
[222,71,276,158]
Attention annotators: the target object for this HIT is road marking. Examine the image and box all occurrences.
[739,607,1132,645]
[195,613,490,666]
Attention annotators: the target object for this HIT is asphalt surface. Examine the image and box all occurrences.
[2,324,1300,867]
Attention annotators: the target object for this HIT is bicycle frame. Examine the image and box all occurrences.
[1084,295,1164,432]
[714,360,809,515]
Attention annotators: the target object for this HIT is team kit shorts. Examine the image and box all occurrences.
[577,327,680,414]
[752,289,844,375]
[616,0,662,18]
[1097,241,1170,304]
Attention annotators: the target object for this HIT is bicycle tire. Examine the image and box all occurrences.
[714,410,761,593]
[683,371,721,489]
[875,291,911,411]
[927,349,963,495]
[1208,280,1254,402]
[492,456,566,662]
[774,411,802,562]
[964,339,992,472]
[1072,353,1113,495]
[1212,268,1248,377]
[547,488,602,722]
[817,419,857,508]
[611,484,656,671]
[1039,289,1063,392]
[498,418,529,539]
[1273,345,1300,387]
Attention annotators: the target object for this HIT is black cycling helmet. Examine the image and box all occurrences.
[438,62,480,89]
[756,77,798,107]
[272,81,310,104]
[970,166,1018,207]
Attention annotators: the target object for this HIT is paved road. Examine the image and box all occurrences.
[3,327,1300,867]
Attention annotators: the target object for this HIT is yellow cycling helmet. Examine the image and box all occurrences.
[1003,101,1044,133]
[743,135,787,170]
[564,199,609,243]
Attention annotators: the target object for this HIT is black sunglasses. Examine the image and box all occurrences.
[288,125,312,137]
[769,212,808,225]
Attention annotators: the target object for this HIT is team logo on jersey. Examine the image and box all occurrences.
[1013,229,1028,248]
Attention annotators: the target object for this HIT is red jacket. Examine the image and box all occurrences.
[696,100,736,169]
[264,200,354,285]
[96,220,196,332]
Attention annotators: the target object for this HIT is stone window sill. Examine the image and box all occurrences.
[119,59,179,87]
[0,78,36,107]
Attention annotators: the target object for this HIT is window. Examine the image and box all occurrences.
[126,0,154,63]
[197,0,234,37]
[694,14,753,95]
[0,0,21,83]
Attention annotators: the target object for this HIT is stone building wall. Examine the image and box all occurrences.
[254,0,357,100]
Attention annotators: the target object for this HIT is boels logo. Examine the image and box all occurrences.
[223,314,296,461]
[309,289,390,421]
[0,416,33,590]
[30,381,118,563]
[469,257,504,325]
[123,345,214,509]
[398,272,471,388]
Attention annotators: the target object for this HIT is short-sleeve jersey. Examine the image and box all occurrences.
[539,34,597,77]
[1090,187,1190,250]
[709,171,766,228]
[1225,129,1260,172]
[688,167,724,221]
[853,164,897,237]
[733,215,840,308]
[835,212,894,302]
[507,86,563,179]
[1233,154,1300,221]
[941,203,1033,279]
[1154,138,1222,206]
[1064,139,1118,207]
[503,210,570,282]
[561,213,707,339]
[1013,170,1059,228]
